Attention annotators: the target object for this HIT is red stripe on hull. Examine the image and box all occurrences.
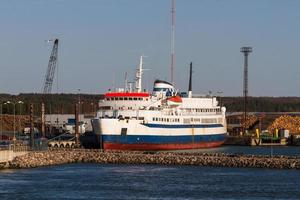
[103,141,224,151]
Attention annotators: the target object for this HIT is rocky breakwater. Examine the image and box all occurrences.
[4,149,300,169]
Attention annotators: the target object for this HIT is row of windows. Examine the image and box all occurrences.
[202,118,218,123]
[118,106,133,110]
[106,97,148,101]
[153,117,222,124]
[195,108,221,113]
[153,117,180,122]
[183,118,206,123]
[182,108,221,113]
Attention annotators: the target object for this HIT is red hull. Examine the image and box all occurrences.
[103,141,224,151]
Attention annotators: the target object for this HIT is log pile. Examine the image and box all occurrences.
[268,115,300,134]
[0,114,30,132]
[241,115,258,129]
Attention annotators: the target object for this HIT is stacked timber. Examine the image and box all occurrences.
[241,115,258,129]
[0,114,30,132]
[268,115,300,134]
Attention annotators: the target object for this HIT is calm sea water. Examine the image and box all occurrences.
[0,163,300,200]
[0,146,300,200]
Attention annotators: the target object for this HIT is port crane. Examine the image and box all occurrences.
[42,39,59,94]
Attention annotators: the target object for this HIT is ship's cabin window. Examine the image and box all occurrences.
[124,97,128,100]
[129,97,133,100]
[134,98,138,100]
[99,106,112,110]
[139,98,143,100]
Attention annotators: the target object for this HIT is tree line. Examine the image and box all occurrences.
[0,93,103,115]
[0,94,300,115]
[222,97,300,112]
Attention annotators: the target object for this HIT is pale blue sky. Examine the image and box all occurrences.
[0,0,300,96]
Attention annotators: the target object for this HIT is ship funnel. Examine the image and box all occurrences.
[188,62,193,98]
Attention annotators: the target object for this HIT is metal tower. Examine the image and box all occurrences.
[42,39,59,94]
[188,62,193,98]
[240,46,252,134]
[170,0,175,85]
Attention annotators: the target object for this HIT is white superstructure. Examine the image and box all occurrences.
[92,57,227,150]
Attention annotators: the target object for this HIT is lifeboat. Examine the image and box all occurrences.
[166,95,182,106]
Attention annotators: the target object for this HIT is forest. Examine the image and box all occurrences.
[0,93,300,115]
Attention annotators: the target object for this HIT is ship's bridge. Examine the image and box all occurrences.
[99,92,151,110]
[153,79,175,97]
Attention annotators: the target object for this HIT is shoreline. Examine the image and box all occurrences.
[0,149,299,170]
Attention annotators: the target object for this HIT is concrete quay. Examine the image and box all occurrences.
[1,149,299,170]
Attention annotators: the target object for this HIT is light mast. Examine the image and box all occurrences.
[135,56,144,92]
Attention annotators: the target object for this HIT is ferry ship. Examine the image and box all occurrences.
[92,56,227,150]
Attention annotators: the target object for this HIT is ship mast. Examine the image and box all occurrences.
[188,62,193,98]
[135,56,144,92]
[170,0,176,85]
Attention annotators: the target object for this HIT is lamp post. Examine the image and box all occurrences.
[4,101,15,141]
[4,101,24,141]
[217,91,223,108]
[90,102,94,116]
[2,102,11,140]
[18,101,24,135]
[77,89,81,134]
[0,102,2,141]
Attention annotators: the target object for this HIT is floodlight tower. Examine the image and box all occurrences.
[170,0,175,85]
[240,47,252,134]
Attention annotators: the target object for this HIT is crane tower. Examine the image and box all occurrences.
[42,39,59,94]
